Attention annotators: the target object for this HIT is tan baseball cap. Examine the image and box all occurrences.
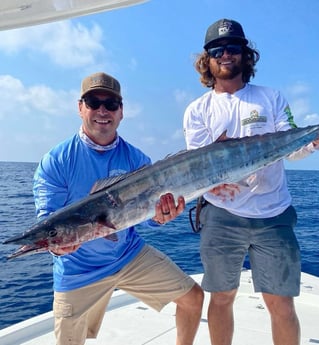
[80,72,122,99]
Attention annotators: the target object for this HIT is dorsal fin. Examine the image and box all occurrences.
[89,148,197,195]
[90,165,148,194]
[215,130,229,142]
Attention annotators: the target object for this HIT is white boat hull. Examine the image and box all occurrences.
[0,0,148,31]
[1,270,319,345]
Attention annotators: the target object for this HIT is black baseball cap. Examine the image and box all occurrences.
[204,19,248,50]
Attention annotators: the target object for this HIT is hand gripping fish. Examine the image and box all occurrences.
[3,125,319,259]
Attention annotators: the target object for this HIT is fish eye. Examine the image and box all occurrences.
[48,229,58,237]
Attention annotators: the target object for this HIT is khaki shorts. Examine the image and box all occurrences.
[53,244,195,344]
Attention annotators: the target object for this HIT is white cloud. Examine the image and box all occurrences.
[174,88,194,106]
[128,57,138,71]
[290,97,319,126]
[0,21,106,68]
[290,98,310,118]
[0,75,77,119]
[142,136,156,145]
[41,22,105,68]
[122,99,143,118]
[284,81,319,126]
[171,128,184,140]
[303,113,319,125]
[286,81,310,96]
[0,74,81,162]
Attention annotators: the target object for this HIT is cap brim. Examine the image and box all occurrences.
[81,87,122,100]
[204,37,248,50]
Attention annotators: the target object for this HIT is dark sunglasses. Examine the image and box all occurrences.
[82,97,122,111]
[207,44,242,59]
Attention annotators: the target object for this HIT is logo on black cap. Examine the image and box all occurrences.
[218,20,234,36]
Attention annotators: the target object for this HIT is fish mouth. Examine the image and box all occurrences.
[6,244,48,260]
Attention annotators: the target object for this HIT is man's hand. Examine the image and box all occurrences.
[152,193,185,225]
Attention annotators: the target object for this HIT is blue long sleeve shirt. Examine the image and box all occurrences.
[33,134,152,292]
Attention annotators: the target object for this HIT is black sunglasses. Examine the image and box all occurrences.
[82,96,122,111]
[207,44,242,59]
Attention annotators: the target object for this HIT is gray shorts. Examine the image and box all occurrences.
[199,204,301,296]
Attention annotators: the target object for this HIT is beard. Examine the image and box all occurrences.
[210,62,243,80]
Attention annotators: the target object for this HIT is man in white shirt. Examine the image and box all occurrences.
[183,18,319,345]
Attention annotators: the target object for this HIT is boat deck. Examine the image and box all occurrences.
[1,270,319,345]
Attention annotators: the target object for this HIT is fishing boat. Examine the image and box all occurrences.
[0,269,318,345]
[1,1,318,345]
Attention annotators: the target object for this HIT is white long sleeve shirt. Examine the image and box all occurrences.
[183,84,315,218]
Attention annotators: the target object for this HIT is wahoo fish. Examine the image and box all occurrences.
[3,125,319,259]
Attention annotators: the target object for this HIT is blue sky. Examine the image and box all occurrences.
[0,0,318,170]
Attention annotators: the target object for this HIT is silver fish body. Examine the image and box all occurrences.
[3,125,319,259]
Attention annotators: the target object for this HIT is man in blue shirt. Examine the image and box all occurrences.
[33,72,203,345]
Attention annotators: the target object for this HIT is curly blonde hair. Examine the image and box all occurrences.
[195,44,260,88]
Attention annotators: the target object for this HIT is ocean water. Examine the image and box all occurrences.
[0,161,318,330]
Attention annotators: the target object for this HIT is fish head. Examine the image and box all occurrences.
[3,213,92,248]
